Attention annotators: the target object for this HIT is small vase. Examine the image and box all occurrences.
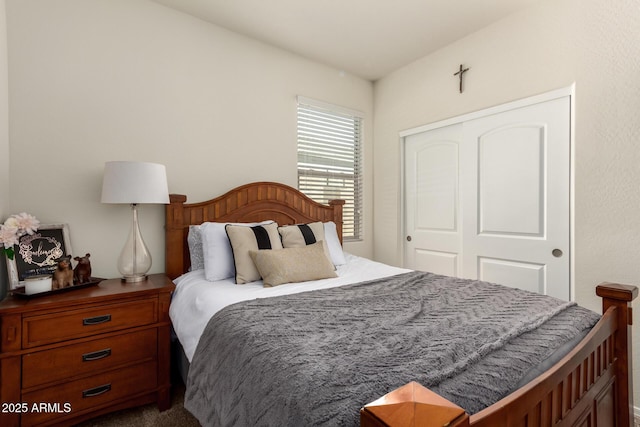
[7,258,19,290]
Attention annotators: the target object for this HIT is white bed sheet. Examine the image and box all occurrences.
[170,253,410,362]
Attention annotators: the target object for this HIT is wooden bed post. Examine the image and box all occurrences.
[361,382,469,427]
[596,282,638,427]
[165,194,187,280]
[328,199,344,244]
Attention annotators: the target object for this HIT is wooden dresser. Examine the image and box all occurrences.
[0,274,174,426]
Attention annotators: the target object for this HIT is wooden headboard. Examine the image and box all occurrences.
[165,181,344,279]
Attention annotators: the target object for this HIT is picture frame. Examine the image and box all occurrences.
[6,224,73,290]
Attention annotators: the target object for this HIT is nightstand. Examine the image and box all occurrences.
[0,274,174,427]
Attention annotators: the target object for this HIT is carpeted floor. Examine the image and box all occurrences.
[74,383,200,427]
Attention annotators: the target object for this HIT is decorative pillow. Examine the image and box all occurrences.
[323,221,346,266]
[226,222,283,284]
[250,241,337,287]
[201,220,274,282]
[277,222,333,267]
[187,225,205,271]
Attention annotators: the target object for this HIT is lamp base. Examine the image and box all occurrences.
[121,274,148,283]
[117,204,153,284]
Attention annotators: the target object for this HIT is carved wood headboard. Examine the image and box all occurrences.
[165,181,344,279]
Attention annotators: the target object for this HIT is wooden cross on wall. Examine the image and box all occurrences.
[454,64,470,93]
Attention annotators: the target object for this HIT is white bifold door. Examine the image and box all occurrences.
[404,95,570,300]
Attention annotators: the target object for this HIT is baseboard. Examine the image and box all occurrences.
[634,405,640,426]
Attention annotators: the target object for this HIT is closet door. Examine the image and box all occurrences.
[404,95,570,300]
[461,97,570,300]
[405,124,462,277]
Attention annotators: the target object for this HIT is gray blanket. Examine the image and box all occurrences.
[185,271,599,426]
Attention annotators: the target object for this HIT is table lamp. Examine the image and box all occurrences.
[101,161,169,282]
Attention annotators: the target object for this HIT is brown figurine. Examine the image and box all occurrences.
[73,253,92,284]
[52,255,74,289]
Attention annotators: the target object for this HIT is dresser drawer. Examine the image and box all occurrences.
[22,298,158,348]
[22,328,157,389]
[21,360,158,426]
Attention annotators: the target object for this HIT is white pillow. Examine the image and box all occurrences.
[324,221,346,266]
[200,220,274,281]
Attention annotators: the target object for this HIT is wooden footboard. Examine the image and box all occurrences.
[361,282,637,427]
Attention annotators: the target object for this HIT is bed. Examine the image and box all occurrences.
[166,181,637,427]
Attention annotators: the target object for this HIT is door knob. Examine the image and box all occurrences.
[406,236,412,242]
[552,249,563,258]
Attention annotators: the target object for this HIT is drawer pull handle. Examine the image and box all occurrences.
[83,314,111,326]
[82,348,112,362]
[82,383,111,398]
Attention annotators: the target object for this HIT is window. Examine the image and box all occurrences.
[296,97,363,241]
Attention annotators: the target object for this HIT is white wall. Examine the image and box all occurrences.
[0,0,9,299]
[4,0,373,283]
[373,0,640,406]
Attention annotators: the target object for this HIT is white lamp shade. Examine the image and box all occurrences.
[101,161,170,204]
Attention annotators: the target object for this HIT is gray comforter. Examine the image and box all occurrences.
[185,271,599,427]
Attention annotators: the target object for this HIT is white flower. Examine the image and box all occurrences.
[0,225,19,249]
[12,212,40,236]
[3,217,18,228]
[0,213,40,257]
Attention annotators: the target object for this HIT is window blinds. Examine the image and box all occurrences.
[297,97,363,240]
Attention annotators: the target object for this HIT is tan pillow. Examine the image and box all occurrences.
[226,222,283,284]
[278,222,333,267]
[249,241,337,287]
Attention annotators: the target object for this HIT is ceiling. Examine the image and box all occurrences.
[153,0,544,81]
